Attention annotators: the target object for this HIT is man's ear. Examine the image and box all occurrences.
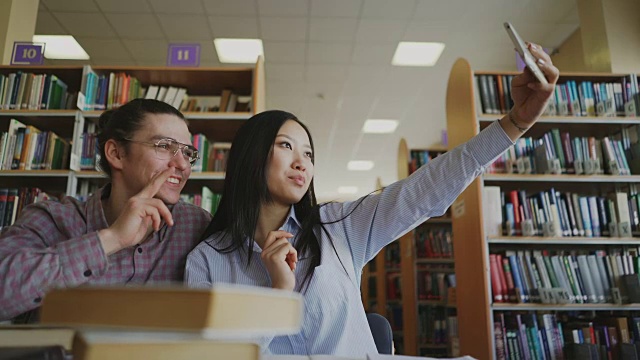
[104,139,125,170]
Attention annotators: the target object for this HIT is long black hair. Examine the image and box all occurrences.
[201,110,355,290]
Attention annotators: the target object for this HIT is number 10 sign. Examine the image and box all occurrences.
[11,42,45,65]
[167,43,200,67]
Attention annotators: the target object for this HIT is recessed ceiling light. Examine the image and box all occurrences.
[348,161,374,171]
[392,42,445,67]
[214,38,264,64]
[363,119,398,134]
[338,186,358,194]
[32,35,89,60]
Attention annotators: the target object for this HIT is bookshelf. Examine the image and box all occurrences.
[0,57,265,224]
[447,58,640,359]
[397,138,458,358]
[362,176,406,353]
[361,141,458,357]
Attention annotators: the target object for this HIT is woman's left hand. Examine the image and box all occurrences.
[510,43,560,129]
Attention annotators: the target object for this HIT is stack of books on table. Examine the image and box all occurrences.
[0,283,303,360]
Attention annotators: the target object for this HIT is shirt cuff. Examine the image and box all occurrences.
[465,119,515,166]
[55,232,108,287]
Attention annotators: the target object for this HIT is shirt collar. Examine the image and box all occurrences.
[86,184,109,233]
[250,206,302,253]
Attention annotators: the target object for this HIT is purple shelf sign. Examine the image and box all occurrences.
[11,42,45,65]
[167,43,200,67]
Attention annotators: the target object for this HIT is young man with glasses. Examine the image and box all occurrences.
[0,99,212,323]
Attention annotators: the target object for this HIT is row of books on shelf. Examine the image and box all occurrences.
[489,249,640,305]
[384,268,455,302]
[0,69,252,114]
[416,271,456,301]
[378,228,454,269]
[190,135,231,173]
[494,312,640,360]
[0,72,74,110]
[79,132,98,170]
[80,66,251,113]
[417,307,457,347]
[487,126,640,176]
[0,119,70,171]
[0,188,52,230]
[415,227,453,258]
[484,186,639,238]
[408,150,446,175]
[179,186,222,216]
[476,74,516,116]
[81,67,145,111]
[476,74,640,117]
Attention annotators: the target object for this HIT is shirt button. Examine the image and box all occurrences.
[137,247,143,254]
[84,270,92,277]
[34,297,41,303]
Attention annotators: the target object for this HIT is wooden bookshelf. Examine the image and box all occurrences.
[446,58,495,360]
[0,57,265,223]
[447,58,640,359]
[361,139,456,356]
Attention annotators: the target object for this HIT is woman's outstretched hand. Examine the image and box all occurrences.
[508,43,560,132]
[261,230,297,291]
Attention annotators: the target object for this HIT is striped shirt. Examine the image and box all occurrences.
[185,121,514,357]
[0,184,212,321]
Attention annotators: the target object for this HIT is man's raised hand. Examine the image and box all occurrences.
[99,168,176,255]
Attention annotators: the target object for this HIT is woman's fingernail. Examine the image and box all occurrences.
[530,44,537,50]
[537,58,545,65]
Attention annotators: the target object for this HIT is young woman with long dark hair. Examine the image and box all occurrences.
[186,44,559,356]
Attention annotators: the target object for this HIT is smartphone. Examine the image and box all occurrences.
[504,22,548,84]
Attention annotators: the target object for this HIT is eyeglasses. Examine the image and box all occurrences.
[123,138,200,165]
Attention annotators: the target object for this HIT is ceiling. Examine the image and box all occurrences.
[35,0,580,202]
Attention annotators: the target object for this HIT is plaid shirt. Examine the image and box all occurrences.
[0,185,211,321]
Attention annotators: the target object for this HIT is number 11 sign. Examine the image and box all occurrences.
[11,42,45,65]
[167,43,200,67]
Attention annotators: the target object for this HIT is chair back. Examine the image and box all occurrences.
[366,312,393,354]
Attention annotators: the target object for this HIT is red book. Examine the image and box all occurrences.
[489,254,504,302]
[509,190,521,235]
[496,254,509,302]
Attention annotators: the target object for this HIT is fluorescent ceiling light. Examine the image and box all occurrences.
[392,42,445,67]
[347,160,374,171]
[214,38,264,63]
[363,119,399,134]
[338,186,358,194]
[32,35,89,60]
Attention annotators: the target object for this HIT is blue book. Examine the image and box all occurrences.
[508,254,527,302]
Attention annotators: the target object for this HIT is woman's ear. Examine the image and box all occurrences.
[104,139,125,171]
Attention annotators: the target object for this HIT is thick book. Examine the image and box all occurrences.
[41,284,303,338]
[0,345,67,360]
[73,332,259,360]
[0,326,74,351]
